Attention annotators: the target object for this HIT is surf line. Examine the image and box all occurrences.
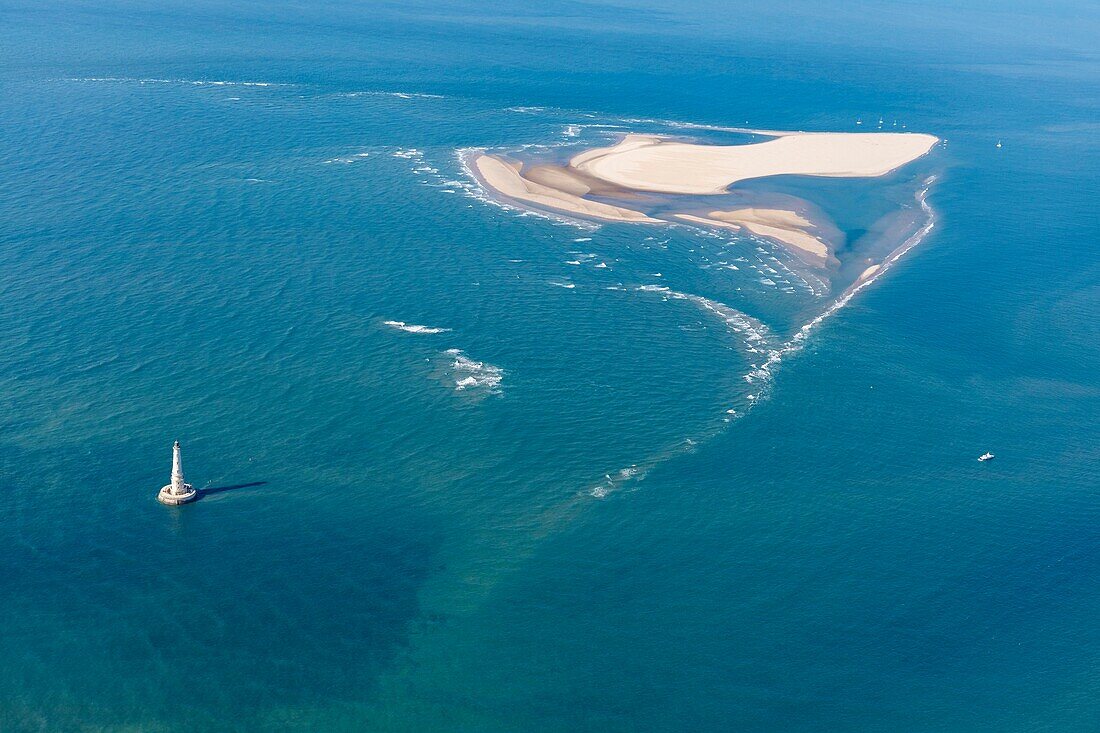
[593,178,937,498]
[363,181,940,716]
[456,125,936,497]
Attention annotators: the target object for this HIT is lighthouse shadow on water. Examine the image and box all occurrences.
[156,441,266,505]
[197,481,268,499]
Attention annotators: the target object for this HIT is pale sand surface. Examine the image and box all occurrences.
[472,154,659,223]
[573,132,939,194]
[708,207,815,230]
[521,165,591,195]
[568,134,664,167]
[521,164,631,197]
[673,210,830,263]
[471,131,935,264]
[858,264,882,281]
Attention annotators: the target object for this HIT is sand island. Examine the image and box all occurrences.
[468,129,938,267]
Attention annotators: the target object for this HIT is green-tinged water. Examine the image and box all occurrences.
[1,1,1098,730]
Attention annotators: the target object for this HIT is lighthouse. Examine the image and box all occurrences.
[157,441,198,505]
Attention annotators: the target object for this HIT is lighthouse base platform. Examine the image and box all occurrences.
[158,483,198,505]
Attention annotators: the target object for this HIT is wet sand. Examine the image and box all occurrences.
[674,209,831,265]
[471,154,659,223]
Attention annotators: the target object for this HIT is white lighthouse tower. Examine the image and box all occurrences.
[157,441,198,505]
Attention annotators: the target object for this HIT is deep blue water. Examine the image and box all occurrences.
[1,1,1098,730]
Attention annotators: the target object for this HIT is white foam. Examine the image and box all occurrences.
[456,149,601,233]
[741,176,938,393]
[65,77,283,87]
[383,320,451,334]
[323,152,371,164]
[459,111,938,498]
[446,348,504,394]
[635,285,774,347]
[340,90,445,99]
[589,465,644,498]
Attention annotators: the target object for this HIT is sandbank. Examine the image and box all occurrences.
[674,208,831,264]
[471,154,659,223]
[858,264,881,281]
[468,129,937,268]
[572,132,939,194]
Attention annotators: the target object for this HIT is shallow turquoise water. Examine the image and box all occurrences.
[1,1,1098,730]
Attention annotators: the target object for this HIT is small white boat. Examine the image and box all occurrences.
[996,140,1003,148]
[978,452,995,462]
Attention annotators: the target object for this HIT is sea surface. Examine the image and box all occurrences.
[1,1,1098,730]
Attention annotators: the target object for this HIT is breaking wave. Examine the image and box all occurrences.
[445,349,504,395]
[63,77,283,87]
[743,176,937,389]
[589,179,938,497]
[323,152,371,164]
[635,285,773,351]
[383,320,451,335]
[456,149,601,232]
[338,91,445,100]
